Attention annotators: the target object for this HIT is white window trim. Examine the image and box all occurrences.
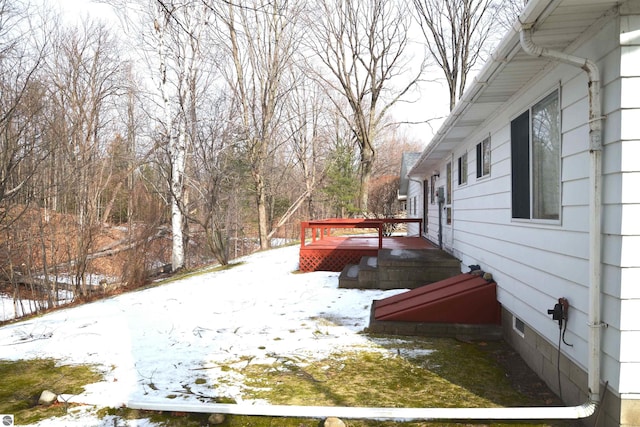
[510,87,562,225]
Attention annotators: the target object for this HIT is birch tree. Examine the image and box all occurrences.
[150,0,210,270]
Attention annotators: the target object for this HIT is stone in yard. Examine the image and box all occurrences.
[208,413,225,425]
[321,417,346,427]
[38,390,57,405]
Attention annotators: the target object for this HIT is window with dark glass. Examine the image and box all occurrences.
[458,152,468,185]
[476,136,491,178]
[511,90,560,220]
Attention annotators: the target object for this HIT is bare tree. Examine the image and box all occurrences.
[493,0,528,33]
[412,0,495,111]
[127,0,210,271]
[0,0,49,229]
[307,0,423,213]
[269,69,331,232]
[187,91,240,265]
[45,20,122,295]
[213,0,301,250]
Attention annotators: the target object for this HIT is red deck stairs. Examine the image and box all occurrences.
[369,273,502,340]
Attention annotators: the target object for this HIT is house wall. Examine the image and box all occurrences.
[411,5,640,423]
[410,165,455,250]
[615,1,640,414]
[406,179,423,236]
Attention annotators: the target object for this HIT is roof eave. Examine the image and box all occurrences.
[408,0,555,178]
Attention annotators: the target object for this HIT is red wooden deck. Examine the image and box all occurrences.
[298,218,435,272]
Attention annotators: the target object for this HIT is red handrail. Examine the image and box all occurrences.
[300,218,423,249]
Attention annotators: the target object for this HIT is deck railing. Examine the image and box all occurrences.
[300,218,423,249]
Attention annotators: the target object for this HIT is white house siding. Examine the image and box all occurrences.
[415,14,639,399]
[414,167,456,251]
[616,5,640,399]
[406,179,423,236]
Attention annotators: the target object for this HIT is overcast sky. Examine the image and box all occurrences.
[46,0,450,144]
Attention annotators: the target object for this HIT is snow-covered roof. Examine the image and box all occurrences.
[409,0,621,177]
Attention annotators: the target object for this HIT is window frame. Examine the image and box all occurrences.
[458,152,468,186]
[510,89,562,223]
[430,175,436,204]
[445,161,452,205]
[476,136,491,179]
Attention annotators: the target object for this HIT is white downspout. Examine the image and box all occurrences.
[518,23,604,405]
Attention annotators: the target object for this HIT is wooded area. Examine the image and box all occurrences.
[0,0,521,319]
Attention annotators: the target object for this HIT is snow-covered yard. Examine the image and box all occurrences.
[0,245,408,426]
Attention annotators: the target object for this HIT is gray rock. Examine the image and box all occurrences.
[38,390,57,405]
[321,417,346,427]
[208,413,225,425]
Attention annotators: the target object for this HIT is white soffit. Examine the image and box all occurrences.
[409,0,620,177]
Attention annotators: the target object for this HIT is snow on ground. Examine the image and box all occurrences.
[0,245,407,426]
[1,290,74,322]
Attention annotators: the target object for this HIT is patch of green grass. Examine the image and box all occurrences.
[6,338,572,427]
[0,358,102,425]
[210,335,573,427]
[371,336,528,407]
[240,350,500,409]
[98,407,212,426]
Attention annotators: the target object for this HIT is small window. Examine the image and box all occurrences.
[446,162,452,204]
[513,316,525,338]
[476,136,491,178]
[458,152,468,185]
[430,175,436,204]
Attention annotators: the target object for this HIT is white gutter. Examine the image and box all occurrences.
[126,400,597,421]
[517,22,605,405]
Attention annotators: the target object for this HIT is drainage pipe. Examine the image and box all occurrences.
[518,23,605,405]
[126,400,597,422]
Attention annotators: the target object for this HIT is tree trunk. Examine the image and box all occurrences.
[170,130,187,271]
[254,172,270,250]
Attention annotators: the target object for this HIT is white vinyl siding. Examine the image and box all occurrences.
[412,6,639,402]
[405,179,423,236]
[618,8,640,395]
[437,18,619,387]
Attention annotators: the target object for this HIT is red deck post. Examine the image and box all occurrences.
[301,222,309,247]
